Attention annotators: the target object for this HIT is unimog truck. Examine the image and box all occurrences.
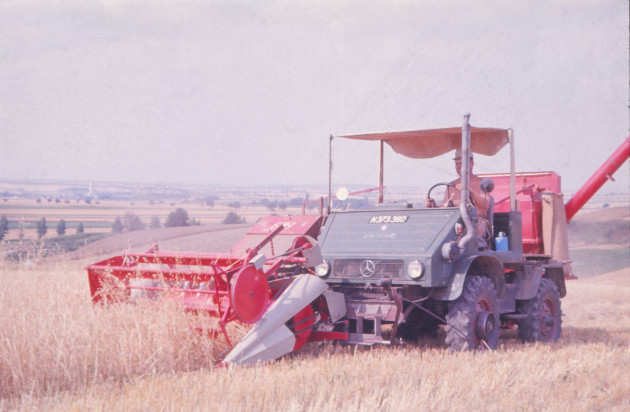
[88,114,630,364]
[313,113,567,351]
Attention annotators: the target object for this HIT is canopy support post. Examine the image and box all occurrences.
[327,135,333,215]
[509,129,516,211]
[378,140,384,204]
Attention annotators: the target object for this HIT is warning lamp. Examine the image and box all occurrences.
[455,222,464,235]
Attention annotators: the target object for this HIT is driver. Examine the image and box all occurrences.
[425,149,490,214]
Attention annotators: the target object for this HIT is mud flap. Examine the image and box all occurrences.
[433,255,504,301]
[223,274,329,366]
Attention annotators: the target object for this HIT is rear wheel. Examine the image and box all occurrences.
[517,278,562,342]
[445,276,499,351]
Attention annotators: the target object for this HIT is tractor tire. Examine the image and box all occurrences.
[445,276,499,351]
[517,278,562,343]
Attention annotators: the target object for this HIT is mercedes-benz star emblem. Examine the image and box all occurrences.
[360,260,376,277]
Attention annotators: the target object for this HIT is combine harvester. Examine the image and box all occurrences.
[88,114,630,365]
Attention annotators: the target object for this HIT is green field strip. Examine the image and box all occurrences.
[569,247,630,278]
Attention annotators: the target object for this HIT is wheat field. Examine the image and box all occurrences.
[0,259,629,411]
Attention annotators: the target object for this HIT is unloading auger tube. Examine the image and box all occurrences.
[564,135,630,222]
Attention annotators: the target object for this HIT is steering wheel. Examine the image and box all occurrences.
[427,182,457,208]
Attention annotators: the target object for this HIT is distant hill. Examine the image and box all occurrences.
[62,224,252,261]
[568,206,629,248]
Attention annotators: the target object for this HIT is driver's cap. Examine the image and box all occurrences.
[453,148,473,160]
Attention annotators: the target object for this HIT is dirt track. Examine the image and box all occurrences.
[63,223,252,260]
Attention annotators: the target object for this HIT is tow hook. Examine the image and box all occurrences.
[375,278,403,345]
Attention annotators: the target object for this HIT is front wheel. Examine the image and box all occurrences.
[517,278,562,342]
[445,276,499,351]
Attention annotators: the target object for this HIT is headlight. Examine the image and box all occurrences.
[315,260,331,278]
[407,259,425,280]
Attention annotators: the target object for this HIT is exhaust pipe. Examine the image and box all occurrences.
[458,113,476,251]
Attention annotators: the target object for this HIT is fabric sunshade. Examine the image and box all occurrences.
[340,126,509,159]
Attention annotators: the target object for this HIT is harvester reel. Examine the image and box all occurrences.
[427,182,456,208]
[230,265,270,324]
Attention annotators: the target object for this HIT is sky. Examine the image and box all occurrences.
[1,0,628,195]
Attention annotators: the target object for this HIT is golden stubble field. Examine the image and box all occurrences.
[0,205,628,411]
[1,260,629,411]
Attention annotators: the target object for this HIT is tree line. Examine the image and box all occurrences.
[0,215,84,241]
[0,206,243,242]
[111,208,202,233]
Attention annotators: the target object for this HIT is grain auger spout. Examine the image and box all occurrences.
[564,136,630,222]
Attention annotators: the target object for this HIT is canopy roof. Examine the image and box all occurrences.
[340,126,509,159]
